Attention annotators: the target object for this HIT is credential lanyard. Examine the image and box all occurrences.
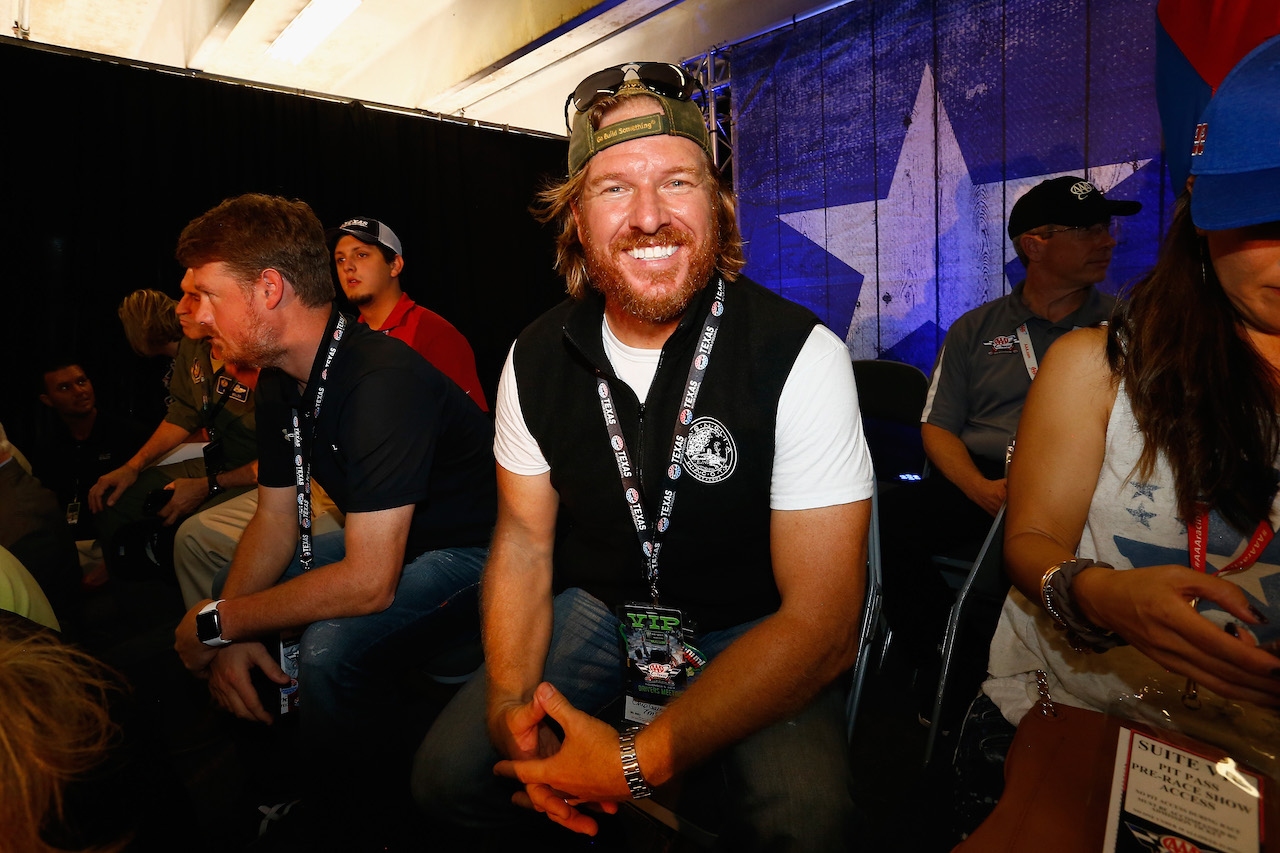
[290,314,347,571]
[1188,509,1274,576]
[1015,319,1107,382]
[596,278,726,603]
[1015,323,1039,381]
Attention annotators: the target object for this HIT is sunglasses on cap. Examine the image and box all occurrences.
[563,62,703,132]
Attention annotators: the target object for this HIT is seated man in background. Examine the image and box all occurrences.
[27,361,150,547]
[920,176,1137,522]
[171,193,496,845]
[330,216,489,410]
[880,176,1140,719]
[89,273,258,578]
[170,214,493,609]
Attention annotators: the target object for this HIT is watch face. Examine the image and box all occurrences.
[196,608,221,642]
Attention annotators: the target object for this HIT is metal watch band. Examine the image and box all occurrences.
[619,728,652,799]
[1039,559,1125,652]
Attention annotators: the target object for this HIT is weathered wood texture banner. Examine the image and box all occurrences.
[729,0,1168,372]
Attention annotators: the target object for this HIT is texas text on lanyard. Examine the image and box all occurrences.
[595,277,726,604]
[290,314,348,571]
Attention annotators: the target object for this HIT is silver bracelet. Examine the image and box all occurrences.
[1040,559,1125,652]
[618,727,652,799]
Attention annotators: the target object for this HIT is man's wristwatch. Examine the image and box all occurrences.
[1040,559,1125,653]
[619,727,652,799]
[207,472,224,498]
[196,599,232,647]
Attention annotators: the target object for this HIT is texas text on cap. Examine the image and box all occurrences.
[1007,176,1142,239]
[1190,33,1280,231]
[326,218,403,256]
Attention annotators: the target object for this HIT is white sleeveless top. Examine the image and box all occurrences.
[983,379,1280,776]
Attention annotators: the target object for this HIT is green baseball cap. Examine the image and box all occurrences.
[566,62,711,175]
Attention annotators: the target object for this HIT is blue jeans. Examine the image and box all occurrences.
[411,588,858,852]
[213,530,487,790]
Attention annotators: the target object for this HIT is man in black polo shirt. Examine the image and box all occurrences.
[170,193,496,837]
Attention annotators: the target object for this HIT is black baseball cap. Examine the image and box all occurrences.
[326,218,403,256]
[1007,176,1142,239]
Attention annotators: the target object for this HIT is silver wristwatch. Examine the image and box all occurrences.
[619,727,652,799]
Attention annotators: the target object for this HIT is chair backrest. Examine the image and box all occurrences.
[851,359,929,425]
[852,359,930,482]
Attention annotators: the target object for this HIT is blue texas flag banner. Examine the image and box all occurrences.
[728,0,1173,371]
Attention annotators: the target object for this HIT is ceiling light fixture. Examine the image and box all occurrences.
[266,0,361,65]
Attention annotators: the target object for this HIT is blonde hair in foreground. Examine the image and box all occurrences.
[0,620,126,853]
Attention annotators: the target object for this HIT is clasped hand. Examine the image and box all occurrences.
[1075,564,1280,706]
[492,682,625,836]
[174,601,289,724]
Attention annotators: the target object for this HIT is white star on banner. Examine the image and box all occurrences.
[778,65,1151,358]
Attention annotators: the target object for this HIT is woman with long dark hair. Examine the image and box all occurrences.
[983,34,1280,775]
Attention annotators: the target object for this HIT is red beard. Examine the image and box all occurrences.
[584,225,719,324]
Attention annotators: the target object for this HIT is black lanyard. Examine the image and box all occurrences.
[595,278,726,603]
[291,314,348,571]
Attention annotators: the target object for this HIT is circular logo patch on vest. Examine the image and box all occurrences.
[683,417,736,484]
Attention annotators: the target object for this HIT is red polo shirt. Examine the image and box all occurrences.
[360,292,488,412]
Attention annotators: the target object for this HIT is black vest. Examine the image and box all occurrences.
[513,276,818,632]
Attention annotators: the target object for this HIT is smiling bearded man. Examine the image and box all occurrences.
[412,62,876,852]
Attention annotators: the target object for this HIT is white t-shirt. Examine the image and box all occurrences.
[494,320,874,510]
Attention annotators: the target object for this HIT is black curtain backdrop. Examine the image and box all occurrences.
[0,40,568,443]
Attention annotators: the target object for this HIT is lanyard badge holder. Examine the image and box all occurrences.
[605,279,724,726]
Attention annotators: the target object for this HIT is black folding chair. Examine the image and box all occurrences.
[923,505,1007,766]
